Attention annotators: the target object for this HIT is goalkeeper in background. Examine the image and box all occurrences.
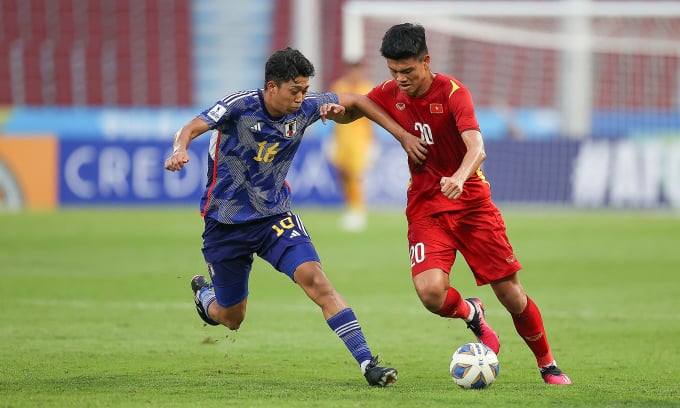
[329,60,376,231]
[326,23,571,385]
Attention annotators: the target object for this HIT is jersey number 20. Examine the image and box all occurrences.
[415,122,434,145]
[410,242,426,267]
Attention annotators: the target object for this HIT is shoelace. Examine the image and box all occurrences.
[541,365,562,376]
[366,355,380,369]
[465,312,481,333]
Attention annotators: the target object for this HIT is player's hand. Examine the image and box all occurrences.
[440,176,464,199]
[400,135,428,165]
[320,103,346,124]
[164,150,190,171]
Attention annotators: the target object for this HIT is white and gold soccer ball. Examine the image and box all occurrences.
[449,342,500,389]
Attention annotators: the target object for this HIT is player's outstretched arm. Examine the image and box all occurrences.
[164,117,211,172]
[336,93,428,165]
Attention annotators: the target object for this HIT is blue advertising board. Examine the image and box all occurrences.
[56,137,680,208]
[59,140,209,205]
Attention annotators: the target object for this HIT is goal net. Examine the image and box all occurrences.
[344,0,680,208]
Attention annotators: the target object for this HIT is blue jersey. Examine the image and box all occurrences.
[196,89,338,224]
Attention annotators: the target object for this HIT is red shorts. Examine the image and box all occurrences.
[407,201,522,285]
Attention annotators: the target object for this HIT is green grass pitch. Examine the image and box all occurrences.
[1,208,679,407]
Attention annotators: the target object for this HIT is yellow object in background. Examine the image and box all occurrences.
[330,62,375,231]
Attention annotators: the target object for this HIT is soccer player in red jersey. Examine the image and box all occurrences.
[326,23,571,384]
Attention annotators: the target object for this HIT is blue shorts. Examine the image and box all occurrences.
[201,212,320,308]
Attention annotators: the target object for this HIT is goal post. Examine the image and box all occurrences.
[342,0,680,139]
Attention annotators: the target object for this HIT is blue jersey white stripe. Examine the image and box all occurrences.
[197,89,339,224]
[293,213,308,236]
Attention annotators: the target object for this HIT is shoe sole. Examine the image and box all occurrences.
[543,374,572,385]
[370,369,398,387]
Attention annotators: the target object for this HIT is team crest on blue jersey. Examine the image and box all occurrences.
[284,119,297,138]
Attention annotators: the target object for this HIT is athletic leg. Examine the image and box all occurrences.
[409,216,500,353]
[413,269,500,354]
[293,260,348,319]
[260,213,397,386]
[208,298,248,330]
[491,274,551,359]
[191,274,248,330]
[293,260,397,386]
[413,268,463,314]
[197,216,257,331]
[192,256,251,330]
[491,274,571,384]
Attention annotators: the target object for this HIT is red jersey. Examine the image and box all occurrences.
[367,73,491,220]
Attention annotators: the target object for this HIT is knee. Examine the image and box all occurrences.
[211,304,246,330]
[413,270,449,313]
[421,297,443,313]
[295,263,333,293]
[217,312,244,330]
[491,274,528,313]
[414,282,446,313]
[493,286,527,314]
[223,318,243,331]
[508,294,529,315]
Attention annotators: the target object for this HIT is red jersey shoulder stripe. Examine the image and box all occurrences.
[380,79,393,90]
[449,80,460,97]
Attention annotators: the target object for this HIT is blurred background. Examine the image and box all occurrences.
[1,0,680,212]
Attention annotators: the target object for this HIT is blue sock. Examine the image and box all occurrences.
[327,308,373,369]
[199,287,216,316]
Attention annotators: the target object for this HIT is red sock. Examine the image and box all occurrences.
[436,287,470,319]
[512,296,554,367]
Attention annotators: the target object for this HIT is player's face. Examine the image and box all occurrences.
[266,76,310,117]
[385,55,432,97]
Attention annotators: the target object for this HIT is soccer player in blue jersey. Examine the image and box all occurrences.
[164,47,418,387]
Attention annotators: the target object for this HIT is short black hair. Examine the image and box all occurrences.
[380,23,428,61]
[264,47,316,87]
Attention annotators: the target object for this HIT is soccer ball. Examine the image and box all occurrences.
[449,342,500,389]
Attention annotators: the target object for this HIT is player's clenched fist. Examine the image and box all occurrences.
[440,176,464,200]
[319,103,346,124]
[165,150,190,171]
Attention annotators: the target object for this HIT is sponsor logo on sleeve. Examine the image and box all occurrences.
[207,104,227,122]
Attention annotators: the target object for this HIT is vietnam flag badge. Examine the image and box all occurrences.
[430,103,443,113]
